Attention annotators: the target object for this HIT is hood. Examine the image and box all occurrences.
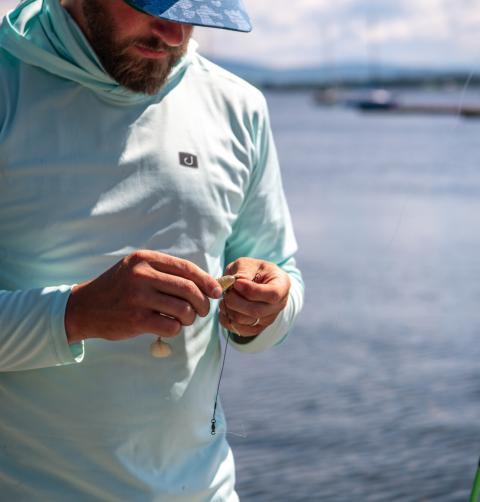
[0,0,196,105]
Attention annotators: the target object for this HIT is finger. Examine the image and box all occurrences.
[223,310,258,327]
[141,311,182,338]
[145,292,196,326]
[147,253,222,299]
[228,310,278,328]
[219,310,240,333]
[219,300,258,326]
[223,289,284,318]
[233,276,290,304]
[149,271,211,317]
[230,322,263,337]
[218,310,263,338]
[224,258,260,281]
[221,300,279,328]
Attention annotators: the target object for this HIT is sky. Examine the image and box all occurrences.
[1,0,479,69]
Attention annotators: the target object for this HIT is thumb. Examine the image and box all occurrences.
[224,258,262,282]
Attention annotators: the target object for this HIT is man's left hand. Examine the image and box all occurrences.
[219,258,291,337]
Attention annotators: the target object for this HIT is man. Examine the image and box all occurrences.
[0,0,304,500]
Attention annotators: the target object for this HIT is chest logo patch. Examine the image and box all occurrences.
[179,152,199,169]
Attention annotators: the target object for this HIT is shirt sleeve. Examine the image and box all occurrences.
[0,54,6,140]
[224,96,304,353]
[0,285,84,372]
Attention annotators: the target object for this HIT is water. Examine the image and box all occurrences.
[220,89,480,501]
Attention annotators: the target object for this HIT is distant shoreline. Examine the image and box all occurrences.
[252,74,480,92]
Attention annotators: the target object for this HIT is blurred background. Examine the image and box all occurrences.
[3,1,480,500]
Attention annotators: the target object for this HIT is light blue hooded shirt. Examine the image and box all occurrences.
[0,0,304,500]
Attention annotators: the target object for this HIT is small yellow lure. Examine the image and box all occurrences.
[216,275,236,293]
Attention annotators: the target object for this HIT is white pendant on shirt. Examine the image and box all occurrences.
[150,338,172,358]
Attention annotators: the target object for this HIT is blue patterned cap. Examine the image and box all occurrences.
[124,0,252,32]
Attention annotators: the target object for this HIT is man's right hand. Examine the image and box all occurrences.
[65,250,223,344]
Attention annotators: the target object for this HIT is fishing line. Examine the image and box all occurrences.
[210,273,260,437]
[456,69,477,119]
[209,328,249,439]
[352,70,480,498]
[429,63,480,501]
[226,425,248,439]
[211,331,231,435]
[210,331,249,439]
[384,68,476,253]
[385,199,408,250]
[381,66,479,263]
[460,65,480,502]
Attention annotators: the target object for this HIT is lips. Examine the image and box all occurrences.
[134,44,169,59]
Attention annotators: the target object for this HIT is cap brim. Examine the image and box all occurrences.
[124,0,252,33]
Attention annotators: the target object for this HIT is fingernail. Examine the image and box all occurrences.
[213,286,223,298]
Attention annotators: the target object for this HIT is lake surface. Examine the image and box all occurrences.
[221,89,480,501]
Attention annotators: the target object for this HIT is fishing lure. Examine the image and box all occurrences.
[150,275,237,358]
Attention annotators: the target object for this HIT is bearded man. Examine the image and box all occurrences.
[0,1,304,500]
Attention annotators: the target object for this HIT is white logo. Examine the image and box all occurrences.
[179,152,199,168]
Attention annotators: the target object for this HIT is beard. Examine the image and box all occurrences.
[81,0,189,95]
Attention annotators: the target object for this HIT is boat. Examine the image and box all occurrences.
[349,89,399,111]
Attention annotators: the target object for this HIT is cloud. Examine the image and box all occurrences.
[195,0,480,68]
[1,0,479,68]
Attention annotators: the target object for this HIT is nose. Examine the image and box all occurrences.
[150,19,190,47]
